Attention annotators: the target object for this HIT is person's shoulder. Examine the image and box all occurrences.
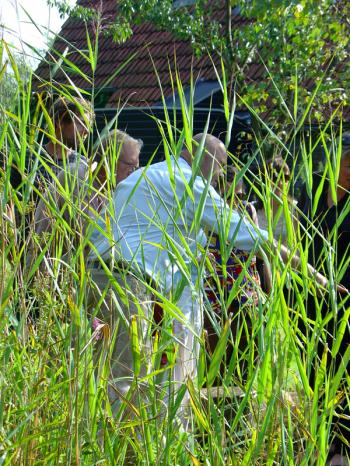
[143,159,185,183]
[116,166,145,192]
[69,151,87,163]
[62,162,88,181]
[147,159,169,173]
[191,175,217,195]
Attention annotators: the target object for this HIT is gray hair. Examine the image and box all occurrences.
[101,129,143,152]
[95,129,143,164]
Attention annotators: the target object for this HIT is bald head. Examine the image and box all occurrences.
[182,133,228,187]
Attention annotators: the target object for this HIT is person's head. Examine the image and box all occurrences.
[182,134,227,187]
[94,129,142,185]
[218,164,245,204]
[51,96,94,149]
[266,157,290,197]
[227,165,245,202]
[337,133,350,191]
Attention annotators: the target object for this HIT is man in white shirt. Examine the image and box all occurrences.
[87,133,269,421]
[88,133,345,430]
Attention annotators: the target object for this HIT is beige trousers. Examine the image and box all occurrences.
[88,267,203,428]
[87,268,153,415]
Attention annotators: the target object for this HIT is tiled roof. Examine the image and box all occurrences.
[34,1,265,108]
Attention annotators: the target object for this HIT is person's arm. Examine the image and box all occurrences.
[246,202,273,293]
[194,179,347,293]
[193,179,269,251]
[259,241,347,293]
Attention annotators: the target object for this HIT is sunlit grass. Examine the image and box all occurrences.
[0,19,349,466]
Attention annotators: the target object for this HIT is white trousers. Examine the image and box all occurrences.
[172,285,202,392]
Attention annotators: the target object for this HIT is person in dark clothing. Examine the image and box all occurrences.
[298,133,350,465]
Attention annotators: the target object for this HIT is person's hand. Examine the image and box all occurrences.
[245,202,259,226]
[207,252,217,268]
[336,283,348,294]
[264,243,350,297]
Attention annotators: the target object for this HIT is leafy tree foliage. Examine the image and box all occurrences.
[51,0,350,121]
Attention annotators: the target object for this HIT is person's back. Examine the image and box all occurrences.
[112,157,207,286]
[94,153,262,292]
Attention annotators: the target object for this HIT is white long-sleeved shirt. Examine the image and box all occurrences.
[88,157,268,291]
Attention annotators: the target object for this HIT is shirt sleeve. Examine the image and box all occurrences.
[192,177,268,251]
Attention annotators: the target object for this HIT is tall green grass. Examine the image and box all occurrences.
[0,16,349,466]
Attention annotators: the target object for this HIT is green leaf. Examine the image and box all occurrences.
[206,318,231,387]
